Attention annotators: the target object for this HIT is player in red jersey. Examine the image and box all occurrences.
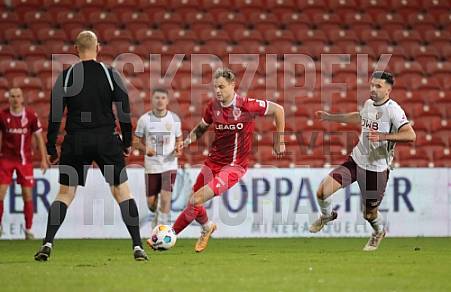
[0,88,48,239]
[148,68,285,252]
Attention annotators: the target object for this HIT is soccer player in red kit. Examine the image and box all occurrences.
[150,68,285,252]
[0,88,48,239]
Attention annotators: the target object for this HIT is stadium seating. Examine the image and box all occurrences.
[0,0,449,167]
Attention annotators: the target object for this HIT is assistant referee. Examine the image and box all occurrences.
[34,31,148,261]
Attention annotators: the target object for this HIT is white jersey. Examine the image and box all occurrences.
[351,99,409,172]
[135,111,182,174]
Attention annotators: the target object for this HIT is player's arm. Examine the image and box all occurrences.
[132,135,156,156]
[112,69,132,155]
[34,131,49,173]
[315,111,361,124]
[369,123,416,143]
[47,73,66,163]
[183,120,210,148]
[175,135,183,156]
[265,101,286,155]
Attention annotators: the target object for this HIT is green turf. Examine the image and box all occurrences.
[0,238,450,292]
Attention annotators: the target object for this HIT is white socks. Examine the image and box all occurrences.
[158,212,170,225]
[318,197,332,217]
[368,212,385,234]
[202,221,213,232]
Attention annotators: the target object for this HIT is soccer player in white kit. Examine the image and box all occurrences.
[134,88,182,228]
[309,71,416,251]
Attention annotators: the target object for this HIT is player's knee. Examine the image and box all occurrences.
[364,211,377,221]
[147,197,157,212]
[316,185,325,200]
[191,192,203,206]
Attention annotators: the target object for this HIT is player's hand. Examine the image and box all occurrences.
[41,158,49,174]
[123,146,132,157]
[182,137,192,148]
[273,142,286,158]
[174,143,183,157]
[368,131,386,142]
[47,153,59,165]
[146,147,156,157]
[315,111,330,120]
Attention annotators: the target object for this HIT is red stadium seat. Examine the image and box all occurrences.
[0,44,16,60]
[23,11,54,31]
[165,28,198,42]
[296,0,328,11]
[294,29,327,43]
[263,29,296,42]
[12,76,43,91]
[4,28,35,43]
[101,28,133,43]
[327,28,359,44]
[391,0,422,12]
[134,28,166,43]
[0,60,29,79]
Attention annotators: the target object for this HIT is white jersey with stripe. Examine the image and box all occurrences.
[135,111,182,174]
[351,99,409,172]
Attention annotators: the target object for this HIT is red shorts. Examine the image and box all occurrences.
[0,159,34,187]
[193,160,247,196]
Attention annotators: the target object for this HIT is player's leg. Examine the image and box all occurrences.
[145,173,161,229]
[309,157,357,233]
[0,159,14,237]
[110,181,147,260]
[35,137,86,261]
[21,187,34,239]
[35,184,77,261]
[157,170,177,225]
[16,162,35,239]
[172,165,215,235]
[96,133,147,260]
[358,168,389,251]
[193,164,246,252]
[0,185,8,237]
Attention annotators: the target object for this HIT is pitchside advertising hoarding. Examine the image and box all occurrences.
[1,168,450,239]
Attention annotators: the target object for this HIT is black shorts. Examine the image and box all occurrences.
[145,170,177,197]
[329,156,389,210]
[59,132,128,186]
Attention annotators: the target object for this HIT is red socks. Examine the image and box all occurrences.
[23,200,34,230]
[0,200,3,224]
[173,204,210,234]
[195,206,209,225]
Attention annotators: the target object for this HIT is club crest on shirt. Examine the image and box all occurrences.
[232,107,241,120]
[216,111,221,116]
[165,123,172,131]
[376,112,383,120]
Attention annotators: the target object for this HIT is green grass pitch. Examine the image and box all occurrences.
[0,238,450,291]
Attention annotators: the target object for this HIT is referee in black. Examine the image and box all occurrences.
[34,31,148,261]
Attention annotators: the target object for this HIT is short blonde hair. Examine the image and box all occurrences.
[75,30,98,52]
[214,67,235,82]
[9,87,23,97]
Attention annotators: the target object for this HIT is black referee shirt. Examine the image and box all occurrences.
[46,60,132,156]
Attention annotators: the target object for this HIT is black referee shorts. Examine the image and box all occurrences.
[59,132,128,186]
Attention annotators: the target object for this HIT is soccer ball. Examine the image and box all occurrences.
[149,224,177,250]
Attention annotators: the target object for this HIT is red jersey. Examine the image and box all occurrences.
[0,107,42,164]
[202,94,268,168]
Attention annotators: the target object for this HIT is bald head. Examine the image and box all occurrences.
[75,30,98,53]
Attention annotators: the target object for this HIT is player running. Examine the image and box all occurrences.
[147,67,285,252]
[309,71,416,251]
[134,88,182,229]
[0,88,48,239]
